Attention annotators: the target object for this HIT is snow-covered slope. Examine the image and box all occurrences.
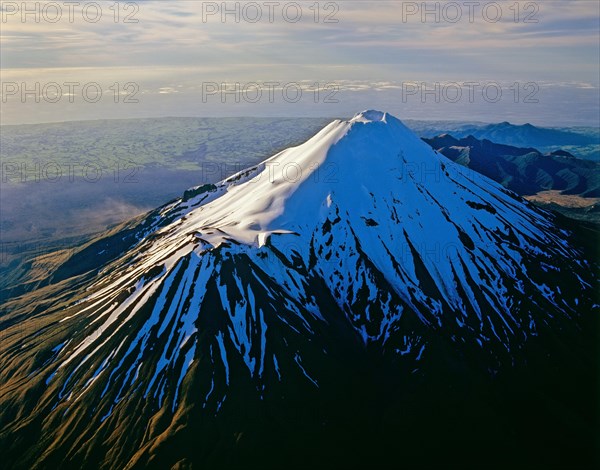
[0,111,595,469]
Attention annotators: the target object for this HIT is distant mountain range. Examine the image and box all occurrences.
[407,120,600,160]
[424,134,600,198]
[450,121,599,148]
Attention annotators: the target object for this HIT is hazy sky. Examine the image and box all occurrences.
[1,0,599,125]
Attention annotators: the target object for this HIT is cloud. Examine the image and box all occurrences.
[2,1,598,71]
[1,1,598,126]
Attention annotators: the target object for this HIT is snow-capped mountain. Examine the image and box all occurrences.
[0,111,596,469]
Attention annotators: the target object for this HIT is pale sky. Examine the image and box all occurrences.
[1,0,599,126]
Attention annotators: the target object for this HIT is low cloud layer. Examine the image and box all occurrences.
[1,1,598,126]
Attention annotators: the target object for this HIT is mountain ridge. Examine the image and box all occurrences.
[423,133,600,198]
